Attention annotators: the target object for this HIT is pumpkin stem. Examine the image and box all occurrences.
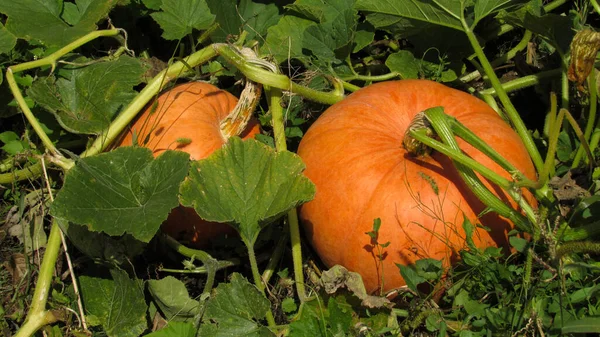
[402,111,435,156]
[219,47,265,140]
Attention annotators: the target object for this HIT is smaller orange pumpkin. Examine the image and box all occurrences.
[115,82,261,248]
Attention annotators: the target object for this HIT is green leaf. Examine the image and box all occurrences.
[0,0,117,47]
[561,317,600,333]
[327,297,352,335]
[80,269,148,337]
[150,0,215,40]
[179,137,315,245]
[355,0,465,31]
[148,276,200,321]
[473,0,529,25]
[352,23,374,53]
[301,0,358,65]
[50,147,190,242]
[145,322,196,337]
[509,236,528,253]
[58,220,146,265]
[0,23,16,54]
[262,15,317,64]
[288,304,324,337]
[496,5,574,53]
[28,56,145,135]
[281,297,297,314]
[385,51,419,79]
[0,131,19,143]
[206,0,281,42]
[199,273,274,336]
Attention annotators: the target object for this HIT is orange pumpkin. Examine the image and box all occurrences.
[297,80,537,294]
[116,82,260,247]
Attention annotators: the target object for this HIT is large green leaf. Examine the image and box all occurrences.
[497,5,573,53]
[148,276,200,321]
[150,0,215,40]
[145,322,196,337]
[205,0,281,42]
[50,147,190,242]
[262,15,316,64]
[80,269,148,337]
[355,0,464,31]
[28,56,145,135]
[561,317,600,333]
[0,23,16,54]
[199,273,274,336]
[473,0,529,26]
[179,137,315,244]
[0,0,117,47]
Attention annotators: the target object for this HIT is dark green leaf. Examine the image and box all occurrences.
[497,5,574,53]
[150,0,215,40]
[385,51,420,79]
[80,269,148,337]
[0,23,16,54]
[51,148,189,242]
[145,322,196,337]
[199,273,274,336]
[288,304,324,337]
[0,0,117,47]
[473,0,529,25]
[281,298,297,314]
[355,0,464,31]
[509,236,528,253]
[328,297,352,335]
[58,219,146,265]
[179,137,315,245]
[262,15,316,63]
[398,263,425,292]
[206,0,281,42]
[28,56,145,135]
[561,317,600,333]
[148,276,200,321]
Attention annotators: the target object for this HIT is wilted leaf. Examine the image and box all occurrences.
[0,0,117,47]
[50,147,189,242]
[80,269,148,337]
[568,29,600,90]
[180,137,315,245]
[150,0,215,40]
[320,265,391,308]
[148,277,200,321]
[199,273,274,336]
[28,56,145,135]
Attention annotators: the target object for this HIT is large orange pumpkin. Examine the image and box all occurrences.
[116,82,260,247]
[297,80,537,294]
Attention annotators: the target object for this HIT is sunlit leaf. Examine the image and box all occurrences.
[148,276,200,321]
[150,0,215,40]
[179,137,315,244]
[0,0,117,47]
[28,56,145,135]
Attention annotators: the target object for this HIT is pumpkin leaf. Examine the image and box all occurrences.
[28,56,145,135]
[145,322,196,337]
[205,0,281,42]
[148,276,200,322]
[179,137,315,245]
[150,0,216,40]
[0,0,117,47]
[561,317,600,333]
[0,23,16,54]
[261,14,317,64]
[199,273,274,336]
[79,269,148,337]
[50,147,190,242]
[355,0,465,31]
[473,0,529,26]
